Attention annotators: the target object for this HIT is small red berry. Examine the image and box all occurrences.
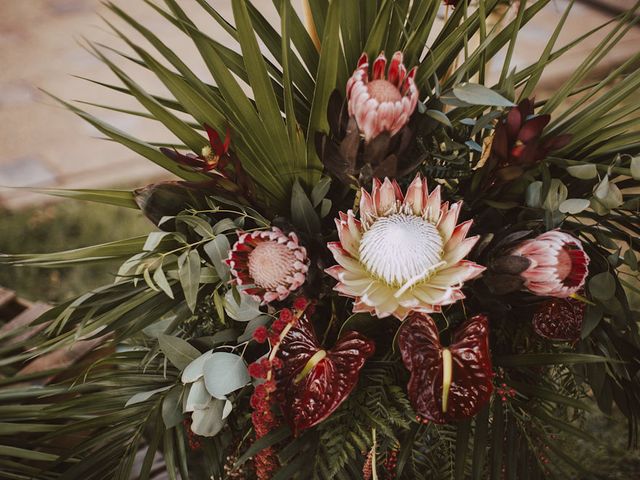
[248,361,267,379]
[293,297,309,312]
[253,326,269,343]
[279,308,293,324]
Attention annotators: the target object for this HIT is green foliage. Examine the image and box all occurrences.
[2,0,640,479]
[0,201,149,302]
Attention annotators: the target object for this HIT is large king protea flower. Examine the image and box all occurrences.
[326,176,485,320]
[346,51,419,142]
[227,228,309,304]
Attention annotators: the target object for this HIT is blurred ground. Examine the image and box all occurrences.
[0,0,639,209]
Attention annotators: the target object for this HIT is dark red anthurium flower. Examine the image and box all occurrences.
[398,313,493,424]
[275,314,375,435]
[532,296,586,343]
[161,124,231,173]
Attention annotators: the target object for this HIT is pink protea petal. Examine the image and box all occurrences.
[438,201,463,243]
[336,218,359,257]
[356,53,368,69]
[346,210,363,240]
[373,52,387,79]
[444,220,473,252]
[404,175,425,215]
[425,185,442,223]
[388,51,403,86]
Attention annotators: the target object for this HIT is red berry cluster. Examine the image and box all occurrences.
[384,448,398,479]
[496,382,517,402]
[182,418,202,451]
[248,297,312,480]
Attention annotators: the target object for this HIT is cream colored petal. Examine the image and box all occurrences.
[444,220,473,252]
[411,285,452,305]
[361,281,396,307]
[404,175,424,215]
[336,219,360,257]
[425,185,441,223]
[437,201,462,243]
[359,189,376,227]
[430,261,485,287]
[375,178,399,216]
[328,243,368,274]
[443,235,479,265]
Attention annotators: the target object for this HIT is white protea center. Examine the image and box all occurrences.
[326,176,486,320]
[360,213,443,286]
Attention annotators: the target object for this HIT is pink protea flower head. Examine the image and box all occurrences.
[346,51,419,142]
[227,227,309,304]
[326,175,485,320]
[511,231,589,298]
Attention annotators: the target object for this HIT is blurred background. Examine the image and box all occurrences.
[0,1,639,475]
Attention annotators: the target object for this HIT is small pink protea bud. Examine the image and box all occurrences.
[346,51,419,142]
[511,231,589,298]
[226,228,309,304]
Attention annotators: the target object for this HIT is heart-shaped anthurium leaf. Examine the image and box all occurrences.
[398,313,493,424]
[275,315,375,435]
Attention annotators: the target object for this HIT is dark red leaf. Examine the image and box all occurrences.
[518,115,550,143]
[275,315,375,435]
[532,297,585,343]
[398,313,493,424]
[506,108,522,140]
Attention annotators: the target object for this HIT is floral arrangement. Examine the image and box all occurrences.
[2,1,640,479]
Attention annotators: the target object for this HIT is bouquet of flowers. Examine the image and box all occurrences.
[3,1,640,478]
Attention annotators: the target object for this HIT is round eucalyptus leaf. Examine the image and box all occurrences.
[203,352,250,399]
[589,272,616,301]
[559,198,590,214]
[566,164,598,180]
[224,289,261,322]
[222,399,233,420]
[181,350,214,384]
[191,399,226,437]
[631,156,640,180]
[184,379,211,413]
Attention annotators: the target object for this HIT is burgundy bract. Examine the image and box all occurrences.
[398,313,493,424]
[532,297,586,343]
[275,315,375,435]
